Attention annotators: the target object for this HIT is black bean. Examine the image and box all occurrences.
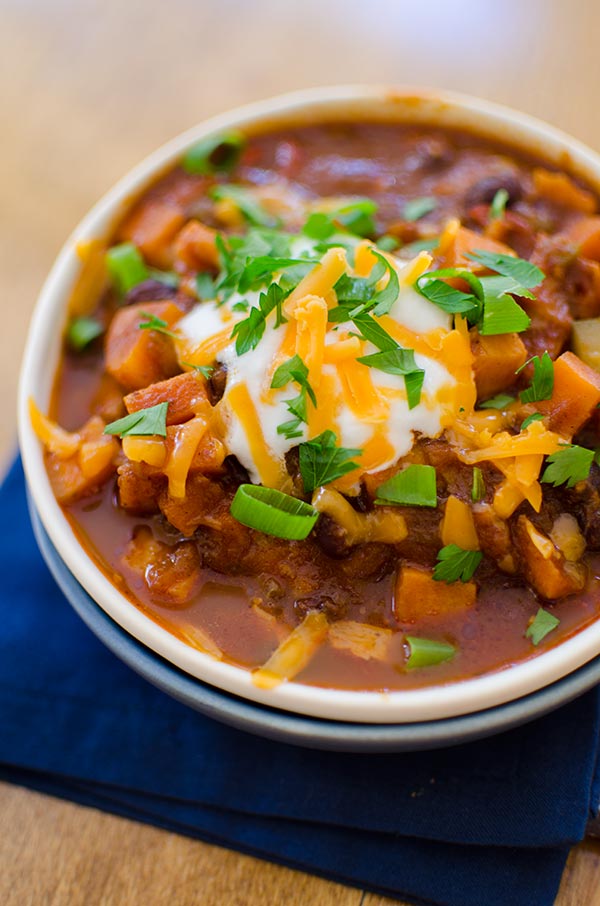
[464,173,523,209]
[124,279,178,305]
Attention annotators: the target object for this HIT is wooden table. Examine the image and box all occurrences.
[3,0,600,901]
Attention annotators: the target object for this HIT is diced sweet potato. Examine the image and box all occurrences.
[472,503,516,573]
[471,330,527,401]
[105,301,183,391]
[123,526,201,608]
[173,220,220,273]
[45,416,118,504]
[560,216,600,260]
[535,351,600,437]
[513,515,586,599]
[393,564,476,622]
[90,373,126,423]
[440,496,479,550]
[118,201,185,268]
[441,224,514,269]
[124,371,209,425]
[532,169,597,213]
[159,470,231,536]
[117,460,165,514]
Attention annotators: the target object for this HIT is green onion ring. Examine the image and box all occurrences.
[230,484,319,540]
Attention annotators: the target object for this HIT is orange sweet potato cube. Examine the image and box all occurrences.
[394,564,476,623]
[536,351,600,437]
[471,331,528,401]
[105,301,183,391]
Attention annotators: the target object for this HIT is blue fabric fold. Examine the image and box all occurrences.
[1,455,599,906]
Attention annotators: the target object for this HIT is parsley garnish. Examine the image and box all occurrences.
[271,355,317,439]
[541,445,595,488]
[401,237,440,255]
[333,251,399,318]
[526,607,560,646]
[518,352,554,403]
[403,197,437,222]
[104,402,168,438]
[375,464,437,507]
[237,256,314,293]
[433,545,482,583]
[298,430,362,493]
[210,185,278,228]
[182,362,214,380]
[303,199,377,240]
[466,250,544,289]
[416,268,484,321]
[230,283,287,355]
[521,412,545,431]
[357,347,425,410]
[478,393,515,410]
[138,312,177,338]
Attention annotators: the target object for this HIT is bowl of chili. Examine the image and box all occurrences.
[18,86,600,724]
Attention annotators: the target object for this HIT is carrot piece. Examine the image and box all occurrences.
[173,220,220,272]
[105,301,183,391]
[440,496,479,550]
[532,169,597,213]
[394,564,476,622]
[119,201,185,268]
[535,351,600,437]
[471,330,527,401]
[124,371,209,424]
[560,216,600,260]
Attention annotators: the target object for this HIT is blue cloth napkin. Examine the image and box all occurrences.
[1,456,600,906]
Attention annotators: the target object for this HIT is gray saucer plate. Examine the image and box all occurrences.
[30,499,600,752]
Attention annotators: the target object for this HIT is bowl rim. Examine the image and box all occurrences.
[18,84,600,724]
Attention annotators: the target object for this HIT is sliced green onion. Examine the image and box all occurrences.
[376,235,400,252]
[230,484,319,540]
[471,467,485,502]
[405,636,456,669]
[375,464,437,507]
[183,130,246,175]
[104,402,168,438]
[403,197,437,222]
[401,237,440,255]
[106,242,148,295]
[67,316,103,351]
[526,607,560,646]
[490,188,509,220]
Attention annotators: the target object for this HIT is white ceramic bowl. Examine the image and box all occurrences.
[18,85,600,723]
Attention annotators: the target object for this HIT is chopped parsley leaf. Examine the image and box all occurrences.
[104,402,168,438]
[526,607,560,646]
[433,544,482,583]
[541,444,595,488]
[518,352,554,403]
[298,430,362,493]
[138,312,177,338]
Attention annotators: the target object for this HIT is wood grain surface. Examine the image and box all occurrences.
[3,0,600,902]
